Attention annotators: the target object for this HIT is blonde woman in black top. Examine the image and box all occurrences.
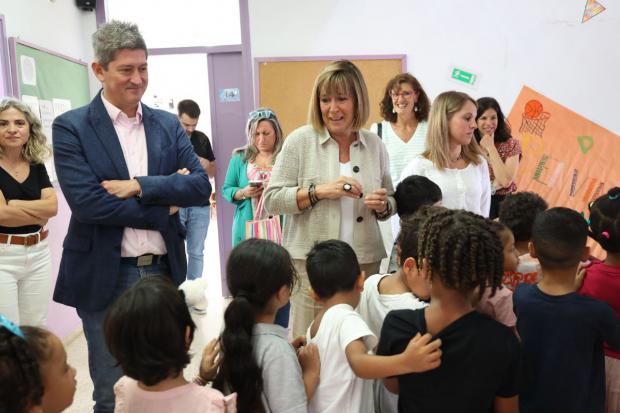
[0,98,57,326]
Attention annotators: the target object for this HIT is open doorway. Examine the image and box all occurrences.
[145,51,221,299]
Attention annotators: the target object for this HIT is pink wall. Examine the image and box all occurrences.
[45,183,81,340]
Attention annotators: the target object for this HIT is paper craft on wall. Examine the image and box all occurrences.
[582,0,606,23]
[20,55,36,86]
[507,86,619,257]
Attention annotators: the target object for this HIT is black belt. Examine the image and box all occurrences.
[120,254,168,267]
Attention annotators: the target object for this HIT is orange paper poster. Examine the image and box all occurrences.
[507,86,620,257]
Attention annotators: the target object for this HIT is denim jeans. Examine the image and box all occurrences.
[77,258,170,413]
[179,205,210,280]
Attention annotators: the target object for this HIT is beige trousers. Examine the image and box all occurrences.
[290,259,381,338]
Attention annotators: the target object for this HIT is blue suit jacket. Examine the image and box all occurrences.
[52,92,211,311]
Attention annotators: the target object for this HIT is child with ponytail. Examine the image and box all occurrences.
[213,239,320,413]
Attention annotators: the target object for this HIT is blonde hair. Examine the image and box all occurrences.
[0,98,52,164]
[308,60,369,133]
[233,108,284,164]
[423,91,484,170]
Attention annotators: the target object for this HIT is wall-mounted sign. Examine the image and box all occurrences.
[450,67,477,86]
[219,88,240,102]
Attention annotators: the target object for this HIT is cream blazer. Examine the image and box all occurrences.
[264,125,395,263]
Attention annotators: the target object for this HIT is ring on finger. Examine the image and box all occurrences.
[343,183,352,192]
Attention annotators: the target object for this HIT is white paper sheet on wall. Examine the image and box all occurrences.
[38,100,54,145]
[21,95,41,119]
[52,98,72,117]
[20,55,37,86]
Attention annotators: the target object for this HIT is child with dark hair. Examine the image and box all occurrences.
[306,239,442,413]
[0,316,77,413]
[386,175,442,272]
[213,239,319,413]
[104,277,235,413]
[358,206,440,413]
[378,209,520,412]
[514,207,620,413]
[578,187,620,412]
[498,191,548,289]
[474,220,519,328]
[394,175,443,217]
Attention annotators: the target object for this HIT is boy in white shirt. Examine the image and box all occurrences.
[358,208,439,413]
[305,240,442,413]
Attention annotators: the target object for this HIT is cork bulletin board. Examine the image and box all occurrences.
[255,55,406,137]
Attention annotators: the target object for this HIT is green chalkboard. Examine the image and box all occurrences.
[12,39,90,108]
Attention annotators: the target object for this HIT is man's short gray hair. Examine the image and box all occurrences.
[92,20,147,69]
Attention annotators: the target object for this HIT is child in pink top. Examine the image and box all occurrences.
[475,221,520,328]
[579,187,620,413]
[104,277,236,413]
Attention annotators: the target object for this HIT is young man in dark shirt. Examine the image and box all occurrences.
[177,99,216,286]
[514,207,620,413]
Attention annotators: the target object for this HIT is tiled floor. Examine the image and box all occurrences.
[64,220,227,412]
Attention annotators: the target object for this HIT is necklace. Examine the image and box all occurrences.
[449,152,463,163]
[0,158,28,180]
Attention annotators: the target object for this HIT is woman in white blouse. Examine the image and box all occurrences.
[400,91,491,217]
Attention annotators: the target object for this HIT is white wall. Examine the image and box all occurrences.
[0,0,99,96]
[249,0,620,134]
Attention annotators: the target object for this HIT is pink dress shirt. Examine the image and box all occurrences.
[101,94,167,257]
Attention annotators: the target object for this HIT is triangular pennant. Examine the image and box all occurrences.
[582,0,606,23]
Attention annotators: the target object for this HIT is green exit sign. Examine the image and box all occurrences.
[451,68,477,85]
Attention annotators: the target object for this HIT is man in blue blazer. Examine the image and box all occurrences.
[52,21,211,413]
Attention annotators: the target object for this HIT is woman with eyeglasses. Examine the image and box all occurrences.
[0,98,58,327]
[474,97,522,219]
[371,73,431,186]
[263,60,395,337]
[371,73,431,272]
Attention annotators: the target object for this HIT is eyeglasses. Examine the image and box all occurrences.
[389,90,415,99]
[249,109,276,121]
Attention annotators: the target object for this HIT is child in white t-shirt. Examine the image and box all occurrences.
[305,240,442,413]
[358,208,437,335]
[357,208,437,412]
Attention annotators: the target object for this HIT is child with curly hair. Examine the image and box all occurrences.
[0,315,77,413]
[377,209,520,412]
[357,207,439,413]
